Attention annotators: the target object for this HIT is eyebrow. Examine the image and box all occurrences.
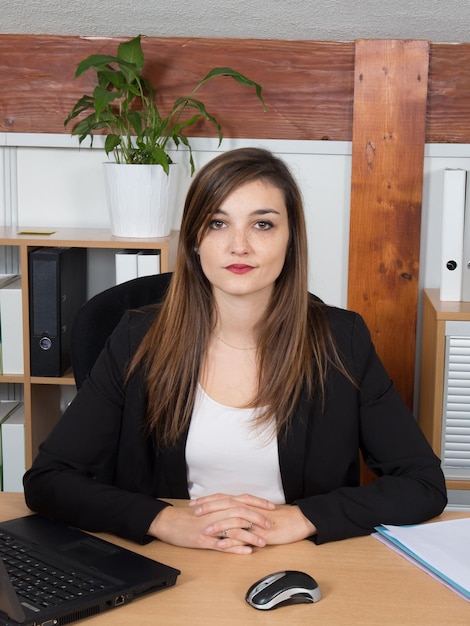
[213,208,281,216]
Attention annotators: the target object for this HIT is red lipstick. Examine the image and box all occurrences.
[226,264,254,274]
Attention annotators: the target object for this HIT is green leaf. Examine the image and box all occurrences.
[125,82,144,99]
[117,35,144,73]
[172,113,201,132]
[172,97,223,143]
[76,52,141,87]
[63,94,94,125]
[149,147,172,172]
[192,67,266,111]
[97,68,127,90]
[72,115,102,136]
[104,134,122,155]
[171,133,196,175]
[75,54,121,77]
[93,85,122,116]
[127,110,143,137]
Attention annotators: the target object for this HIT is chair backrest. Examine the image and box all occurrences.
[70,272,172,389]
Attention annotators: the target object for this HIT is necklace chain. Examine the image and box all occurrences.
[214,333,257,351]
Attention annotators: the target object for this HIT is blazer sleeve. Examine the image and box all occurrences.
[293,310,447,544]
[23,310,170,544]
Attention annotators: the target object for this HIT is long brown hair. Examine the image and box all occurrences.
[129,147,345,446]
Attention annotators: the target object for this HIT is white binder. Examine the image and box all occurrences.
[137,250,161,277]
[440,169,467,301]
[0,277,24,374]
[115,250,138,284]
[462,173,470,301]
[1,403,25,492]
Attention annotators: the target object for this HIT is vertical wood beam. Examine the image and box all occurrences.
[348,40,429,410]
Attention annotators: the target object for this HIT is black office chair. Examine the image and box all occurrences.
[70,272,172,389]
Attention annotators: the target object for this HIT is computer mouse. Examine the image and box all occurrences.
[245,570,322,610]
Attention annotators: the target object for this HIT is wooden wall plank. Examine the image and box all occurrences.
[0,35,355,140]
[427,43,470,143]
[348,40,429,410]
[2,36,470,143]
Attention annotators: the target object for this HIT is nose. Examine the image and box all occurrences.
[229,227,250,255]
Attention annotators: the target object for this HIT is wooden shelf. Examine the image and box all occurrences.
[0,374,25,384]
[31,373,76,386]
[423,288,470,320]
[0,227,178,467]
[0,226,179,252]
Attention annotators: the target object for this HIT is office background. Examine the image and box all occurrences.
[2,0,470,300]
[1,2,470,508]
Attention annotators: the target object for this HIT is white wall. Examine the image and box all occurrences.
[2,0,469,43]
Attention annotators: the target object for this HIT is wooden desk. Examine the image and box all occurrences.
[1,494,469,625]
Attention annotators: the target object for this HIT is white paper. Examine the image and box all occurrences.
[374,518,470,601]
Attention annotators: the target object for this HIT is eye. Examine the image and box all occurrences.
[255,220,274,230]
[208,219,227,230]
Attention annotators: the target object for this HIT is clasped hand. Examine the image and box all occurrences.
[148,493,316,554]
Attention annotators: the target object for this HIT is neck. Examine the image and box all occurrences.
[212,291,269,347]
[211,297,265,353]
[212,286,271,328]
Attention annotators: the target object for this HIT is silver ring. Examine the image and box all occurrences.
[246,522,253,531]
[222,529,228,537]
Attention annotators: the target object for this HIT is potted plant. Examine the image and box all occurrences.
[64,35,266,237]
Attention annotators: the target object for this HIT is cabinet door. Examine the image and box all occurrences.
[441,322,470,481]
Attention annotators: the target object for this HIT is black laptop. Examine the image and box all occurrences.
[0,514,180,626]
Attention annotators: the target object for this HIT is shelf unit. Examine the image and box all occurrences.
[0,226,178,467]
[418,288,470,491]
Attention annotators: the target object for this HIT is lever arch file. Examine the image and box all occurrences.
[29,247,87,376]
[462,173,470,301]
[440,168,467,301]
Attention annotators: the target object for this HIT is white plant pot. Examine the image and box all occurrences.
[103,163,174,238]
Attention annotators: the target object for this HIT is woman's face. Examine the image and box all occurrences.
[198,179,290,304]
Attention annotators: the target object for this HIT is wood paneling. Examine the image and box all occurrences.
[427,43,470,143]
[0,35,355,140]
[348,40,429,410]
[1,36,470,142]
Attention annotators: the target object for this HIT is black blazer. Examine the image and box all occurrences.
[24,302,447,544]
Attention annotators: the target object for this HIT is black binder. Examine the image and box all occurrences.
[29,247,87,377]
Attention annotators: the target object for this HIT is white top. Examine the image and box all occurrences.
[186,385,286,504]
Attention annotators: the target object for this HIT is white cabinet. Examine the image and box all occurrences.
[419,289,470,495]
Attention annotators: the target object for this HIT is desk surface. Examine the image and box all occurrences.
[1,494,469,625]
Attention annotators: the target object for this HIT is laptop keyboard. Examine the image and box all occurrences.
[0,529,109,610]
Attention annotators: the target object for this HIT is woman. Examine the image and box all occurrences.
[24,147,447,554]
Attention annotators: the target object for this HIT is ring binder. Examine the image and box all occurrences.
[29,247,87,377]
